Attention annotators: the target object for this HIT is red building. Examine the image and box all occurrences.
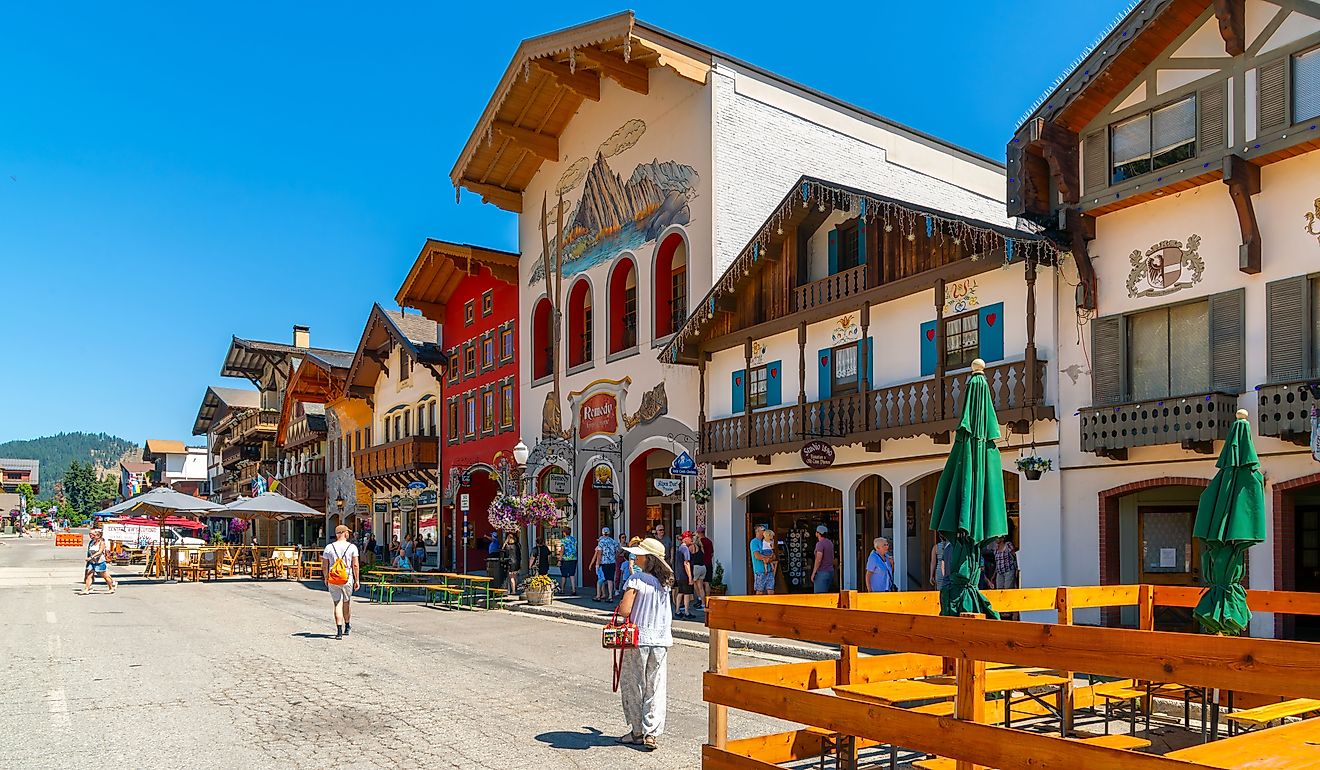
[396,239,521,571]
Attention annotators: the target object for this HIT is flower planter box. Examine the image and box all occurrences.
[525,586,553,606]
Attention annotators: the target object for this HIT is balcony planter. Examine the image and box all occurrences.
[1015,455,1051,481]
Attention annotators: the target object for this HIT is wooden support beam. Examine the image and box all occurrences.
[531,58,601,101]
[1064,207,1098,311]
[491,121,559,163]
[576,47,649,94]
[709,627,729,749]
[955,614,988,770]
[1212,0,1246,56]
[1034,119,1081,207]
[459,179,523,213]
[1222,154,1262,274]
[403,298,447,323]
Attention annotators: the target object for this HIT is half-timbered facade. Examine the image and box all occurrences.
[664,178,1060,595]
[346,305,445,561]
[1009,0,1320,637]
[276,350,355,541]
[192,386,259,505]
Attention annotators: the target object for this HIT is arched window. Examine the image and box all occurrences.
[532,297,553,380]
[567,278,593,368]
[608,258,638,354]
[653,233,688,339]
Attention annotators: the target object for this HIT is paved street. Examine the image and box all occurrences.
[0,535,788,769]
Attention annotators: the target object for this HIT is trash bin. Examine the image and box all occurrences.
[486,555,506,588]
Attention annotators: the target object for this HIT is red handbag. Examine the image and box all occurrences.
[602,605,639,692]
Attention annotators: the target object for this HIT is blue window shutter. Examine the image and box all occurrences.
[766,361,782,407]
[920,321,937,376]
[857,223,867,266]
[978,302,1004,363]
[827,229,838,275]
[860,338,873,389]
[817,348,832,399]
[731,370,746,413]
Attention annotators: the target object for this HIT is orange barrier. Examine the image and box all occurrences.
[55,533,83,548]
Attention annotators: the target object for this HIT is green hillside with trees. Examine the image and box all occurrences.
[0,432,139,487]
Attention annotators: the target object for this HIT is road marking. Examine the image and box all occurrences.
[47,689,69,728]
[46,611,57,624]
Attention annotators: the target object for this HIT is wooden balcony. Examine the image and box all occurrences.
[281,459,326,510]
[1256,379,1320,445]
[221,443,259,469]
[1079,391,1239,459]
[233,409,280,442]
[700,359,1051,463]
[353,436,439,488]
[794,264,866,312]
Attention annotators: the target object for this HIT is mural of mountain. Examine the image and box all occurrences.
[570,152,666,237]
[628,159,700,198]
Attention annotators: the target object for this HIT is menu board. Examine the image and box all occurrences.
[783,525,812,590]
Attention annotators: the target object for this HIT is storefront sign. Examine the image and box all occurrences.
[373,502,388,514]
[544,474,571,496]
[800,440,836,469]
[592,463,614,489]
[653,478,682,496]
[1312,407,1320,463]
[399,497,417,512]
[578,392,620,439]
[418,490,437,506]
[407,480,427,490]
[669,451,698,476]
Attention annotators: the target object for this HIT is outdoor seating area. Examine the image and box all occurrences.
[361,566,508,610]
[702,585,1320,769]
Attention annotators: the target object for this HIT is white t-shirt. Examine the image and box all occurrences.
[624,571,673,648]
[322,541,359,575]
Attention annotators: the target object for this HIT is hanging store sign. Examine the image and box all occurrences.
[544,473,571,496]
[399,497,417,512]
[653,478,683,496]
[1311,407,1320,464]
[669,451,699,476]
[407,480,427,490]
[578,392,620,439]
[800,440,836,469]
[390,495,401,510]
[418,490,438,506]
[592,463,615,489]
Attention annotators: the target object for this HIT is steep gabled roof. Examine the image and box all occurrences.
[396,239,520,322]
[192,386,260,436]
[346,304,446,391]
[220,335,349,390]
[276,352,353,444]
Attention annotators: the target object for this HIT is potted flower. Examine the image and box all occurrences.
[708,560,727,596]
[525,573,556,606]
[1015,455,1052,481]
[691,487,712,505]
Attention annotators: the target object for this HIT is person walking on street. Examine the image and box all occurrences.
[590,527,619,603]
[688,533,708,608]
[673,532,694,618]
[652,523,673,563]
[865,537,894,592]
[502,533,522,594]
[615,537,674,752]
[558,532,578,595]
[81,530,115,595]
[533,536,551,576]
[364,534,377,567]
[810,524,836,593]
[322,524,360,640]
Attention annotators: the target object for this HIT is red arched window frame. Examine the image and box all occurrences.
[653,233,687,338]
[608,258,638,354]
[532,297,553,379]
[567,279,592,368]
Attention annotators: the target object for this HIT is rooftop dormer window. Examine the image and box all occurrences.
[1111,95,1196,184]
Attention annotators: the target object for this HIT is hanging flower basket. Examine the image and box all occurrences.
[488,493,567,532]
[487,493,522,532]
[1015,455,1052,481]
[691,487,712,505]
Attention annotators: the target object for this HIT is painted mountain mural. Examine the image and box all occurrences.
[531,119,699,284]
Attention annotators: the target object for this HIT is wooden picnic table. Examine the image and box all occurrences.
[1166,717,1320,769]
[837,668,1072,735]
[832,679,958,705]
[439,573,502,609]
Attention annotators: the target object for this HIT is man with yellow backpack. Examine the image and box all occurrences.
[322,525,361,640]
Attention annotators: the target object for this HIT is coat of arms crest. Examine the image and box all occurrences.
[1126,234,1204,298]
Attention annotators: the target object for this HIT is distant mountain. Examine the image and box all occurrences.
[0,432,140,489]
[627,159,699,197]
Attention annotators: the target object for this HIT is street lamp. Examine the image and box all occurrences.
[335,494,345,512]
[512,440,530,468]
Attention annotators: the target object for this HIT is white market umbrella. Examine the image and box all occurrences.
[225,492,322,521]
[122,487,222,577]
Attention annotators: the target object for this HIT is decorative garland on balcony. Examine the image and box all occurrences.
[660,178,1060,364]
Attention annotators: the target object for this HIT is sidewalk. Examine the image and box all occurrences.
[504,587,840,660]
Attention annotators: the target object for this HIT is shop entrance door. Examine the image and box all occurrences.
[1295,503,1320,641]
[745,510,839,594]
[1137,506,1200,631]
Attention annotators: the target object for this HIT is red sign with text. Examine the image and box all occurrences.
[579,392,620,439]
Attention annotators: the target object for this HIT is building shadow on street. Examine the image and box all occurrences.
[534,726,621,750]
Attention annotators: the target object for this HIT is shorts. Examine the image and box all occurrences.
[676,580,693,595]
[691,564,707,581]
[753,570,775,593]
[327,582,354,603]
[559,560,577,578]
[90,563,107,574]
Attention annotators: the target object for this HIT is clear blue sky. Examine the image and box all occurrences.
[0,1,1130,445]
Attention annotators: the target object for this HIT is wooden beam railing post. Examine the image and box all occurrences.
[1024,257,1039,408]
[1055,586,1075,735]
[934,279,946,423]
[837,590,860,768]
[955,612,987,770]
[709,627,729,749]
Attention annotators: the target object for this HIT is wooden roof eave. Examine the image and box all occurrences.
[395,239,522,320]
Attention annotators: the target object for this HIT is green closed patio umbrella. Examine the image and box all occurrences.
[1192,409,1266,635]
[929,359,1009,619]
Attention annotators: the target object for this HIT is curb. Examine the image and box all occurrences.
[503,599,836,661]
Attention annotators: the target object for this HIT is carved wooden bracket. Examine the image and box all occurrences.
[491,121,559,162]
[531,58,601,101]
[1222,154,1261,274]
[576,47,649,95]
[1212,0,1246,56]
[1035,120,1080,207]
[1064,208,1098,311]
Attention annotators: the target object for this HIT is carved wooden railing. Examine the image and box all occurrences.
[353,436,439,481]
[1256,379,1319,444]
[793,264,867,312]
[699,359,1049,462]
[1080,391,1238,457]
[281,460,327,508]
[233,409,280,441]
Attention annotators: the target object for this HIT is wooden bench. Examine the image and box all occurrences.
[1091,680,1148,734]
[911,734,1152,769]
[422,585,464,608]
[368,582,430,604]
[1224,698,1320,735]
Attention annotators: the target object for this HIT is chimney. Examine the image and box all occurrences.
[293,325,310,349]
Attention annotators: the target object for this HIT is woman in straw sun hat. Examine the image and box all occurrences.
[614,537,674,751]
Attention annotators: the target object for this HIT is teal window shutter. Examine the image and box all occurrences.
[920,321,937,376]
[766,361,782,407]
[731,370,746,413]
[978,302,1004,363]
[857,223,867,266]
[817,348,832,399]
[827,229,838,275]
